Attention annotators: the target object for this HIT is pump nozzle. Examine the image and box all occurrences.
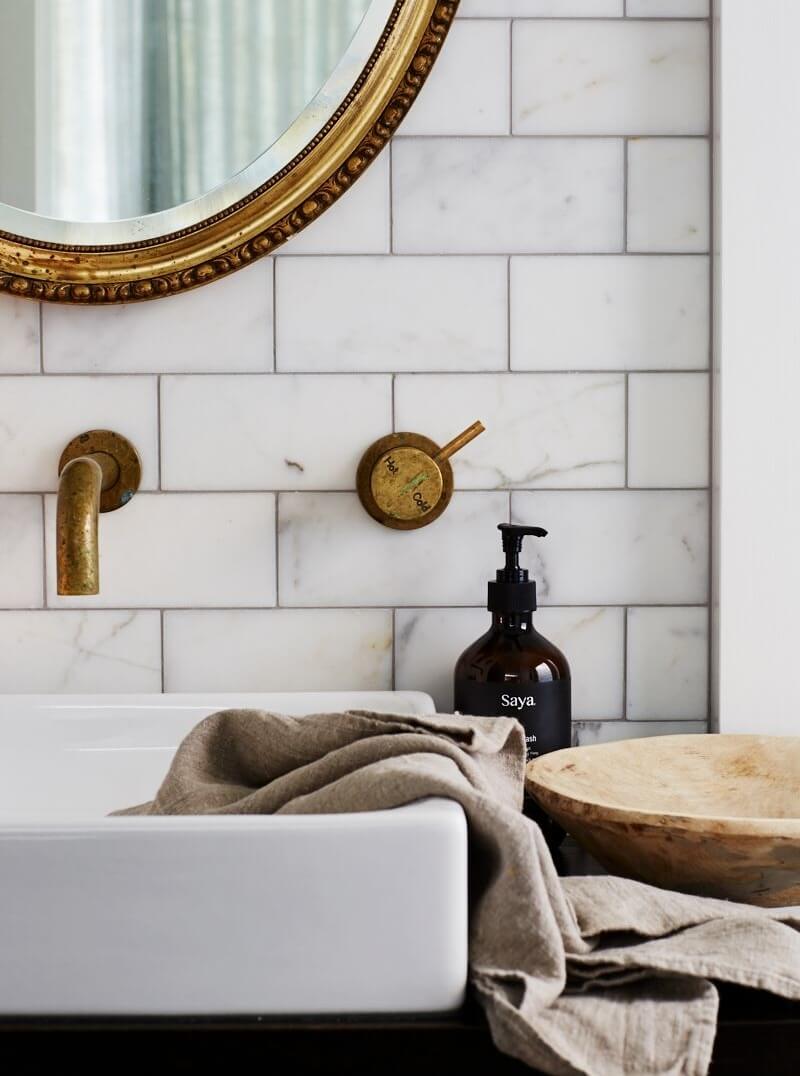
[488,523,548,613]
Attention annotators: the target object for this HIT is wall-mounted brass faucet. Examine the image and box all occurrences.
[56,430,141,596]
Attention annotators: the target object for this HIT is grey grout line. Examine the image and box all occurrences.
[159,610,165,692]
[274,492,281,608]
[622,606,629,719]
[506,257,512,370]
[394,133,709,141]
[508,19,514,135]
[457,15,710,20]
[388,141,395,254]
[40,496,47,608]
[11,486,712,496]
[706,7,716,730]
[391,608,397,691]
[156,376,162,491]
[623,138,629,251]
[38,305,44,374]
[0,366,711,380]
[0,602,712,613]
[271,260,278,371]
[624,373,630,487]
[391,374,396,432]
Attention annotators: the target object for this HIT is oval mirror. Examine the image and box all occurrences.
[0,0,456,304]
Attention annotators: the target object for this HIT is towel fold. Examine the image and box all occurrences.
[116,708,800,1076]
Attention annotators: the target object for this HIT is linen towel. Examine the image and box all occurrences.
[116,709,800,1076]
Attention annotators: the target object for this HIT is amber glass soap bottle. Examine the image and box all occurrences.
[454,524,571,842]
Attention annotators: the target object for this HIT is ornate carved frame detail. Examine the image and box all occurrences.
[0,0,458,305]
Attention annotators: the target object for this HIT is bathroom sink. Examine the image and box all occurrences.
[0,691,468,1016]
[527,734,800,907]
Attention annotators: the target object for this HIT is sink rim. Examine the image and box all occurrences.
[527,733,800,838]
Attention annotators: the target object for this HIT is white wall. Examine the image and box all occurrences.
[0,3,712,740]
[716,0,799,734]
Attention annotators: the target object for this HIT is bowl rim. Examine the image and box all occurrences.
[526,734,800,837]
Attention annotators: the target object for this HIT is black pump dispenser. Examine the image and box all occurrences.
[454,521,572,846]
[488,524,547,614]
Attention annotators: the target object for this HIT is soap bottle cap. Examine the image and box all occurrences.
[487,523,547,614]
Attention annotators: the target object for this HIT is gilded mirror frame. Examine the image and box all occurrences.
[0,0,458,306]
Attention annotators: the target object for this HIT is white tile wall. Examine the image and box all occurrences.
[512,20,709,136]
[394,373,625,488]
[627,138,710,252]
[0,295,40,373]
[511,255,709,371]
[164,609,392,692]
[628,373,710,487]
[392,138,624,254]
[0,12,711,737]
[276,256,507,372]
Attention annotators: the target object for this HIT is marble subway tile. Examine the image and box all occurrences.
[0,294,40,373]
[0,496,43,608]
[574,718,706,746]
[276,256,507,372]
[42,261,273,373]
[392,138,624,254]
[458,1,623,14]
[162,374,391,490]
[627,1,709,15]
[278,153,390,255]
[627,138,710,253]
[0,377,158,491]
[0,611,161,692]
[394,373,625,488]
[627,606,708,719]
[164,609,392,692]
[512,490,709,604]
[511,255,709,371]
[628,372,710,488]
[396,606,624,718]
[398,20,510,137]
[513,20,709,136]
[278,492,507,607]
[45,493,276,608]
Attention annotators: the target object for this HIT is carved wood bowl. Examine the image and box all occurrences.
[526,735,800,906]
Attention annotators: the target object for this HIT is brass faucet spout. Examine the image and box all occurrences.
[55,430,142,597]
[57,457,103,595]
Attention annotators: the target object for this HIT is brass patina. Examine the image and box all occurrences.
[0,1,458,305]
[357,421,484,529]
[56,430,141,595]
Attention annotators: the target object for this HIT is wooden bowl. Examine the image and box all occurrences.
[526,734,800,906]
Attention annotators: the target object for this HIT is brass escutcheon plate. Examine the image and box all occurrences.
[58,430,142,513]
[357,433,454,530]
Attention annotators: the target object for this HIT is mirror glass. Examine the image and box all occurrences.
[0,0,385,244]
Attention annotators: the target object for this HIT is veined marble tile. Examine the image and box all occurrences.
[574,718,706,746]
[511,255,709,371]
[627,138,710,253]
[394,373,625,488]
[164,609,392,692]
[0,294,39,373]
[392,138,624,254]
[278,492,507,606]
[628,373,709,488]
[45,493,276,608]
[458,1,623,14]
[627,606,708,719]
[512,490,709,604]
[276,256,507,372]
[398,20,510,137]
[278,153,390,255]
[0,377,158,491]
[396,605,624,718]
[627,0,709,15]
[0,611,161,692]
[162,374,391,490]
[0,496,43,607]
[513,20,709,136]
[42,261,273,373]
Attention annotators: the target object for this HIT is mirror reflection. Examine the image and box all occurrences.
[0,0,372,225]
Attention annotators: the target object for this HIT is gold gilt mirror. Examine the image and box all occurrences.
[0,0,457,305]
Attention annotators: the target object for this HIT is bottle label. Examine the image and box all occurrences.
[455,680,571,762]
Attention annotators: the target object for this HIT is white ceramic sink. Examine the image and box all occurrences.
[0,691,468,1016]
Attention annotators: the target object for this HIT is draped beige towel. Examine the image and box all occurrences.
[117,709,800,1076]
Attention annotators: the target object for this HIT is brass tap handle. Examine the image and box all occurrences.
[356,421,485,531]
